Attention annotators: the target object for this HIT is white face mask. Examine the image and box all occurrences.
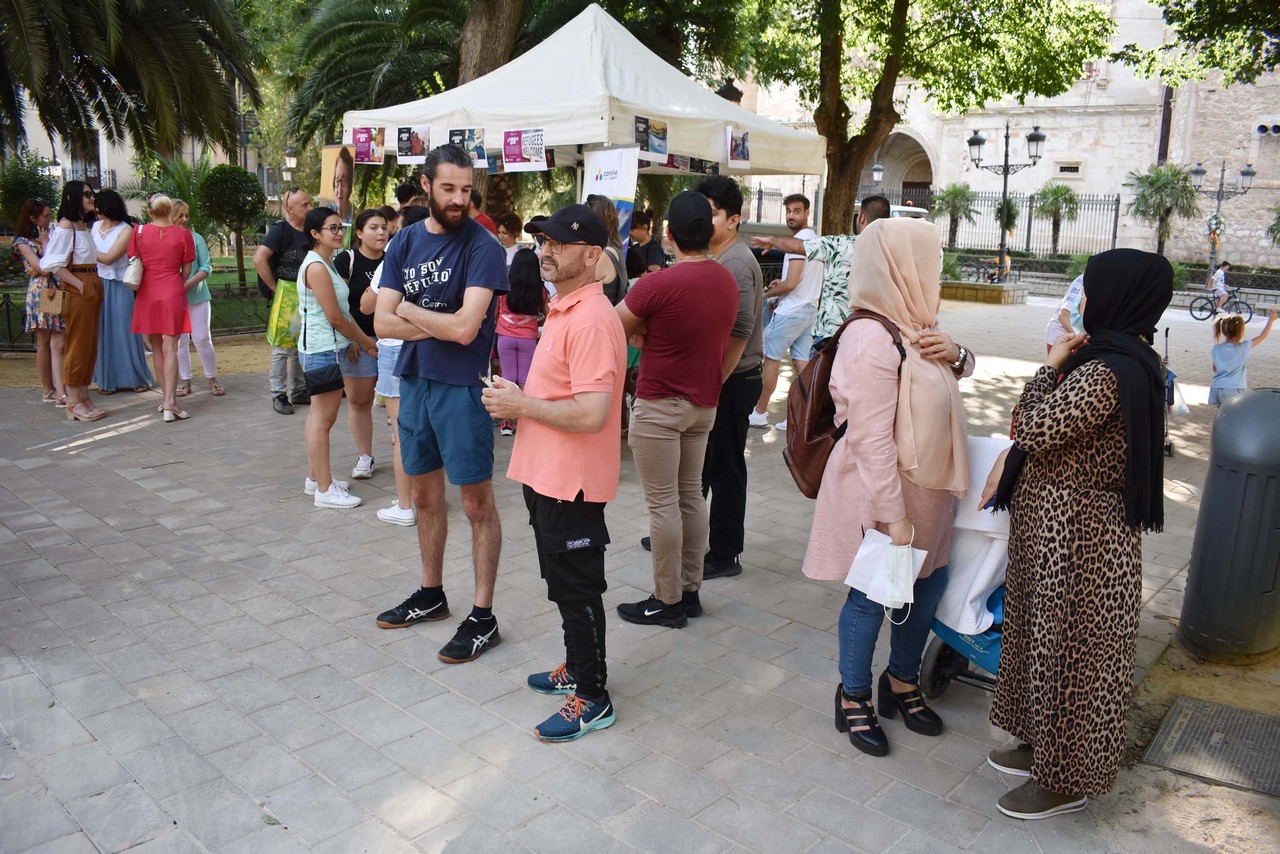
[884,543,917,615]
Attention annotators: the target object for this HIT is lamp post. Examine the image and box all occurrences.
[281,147,297,185]
[967,122,1045,282]
[1189,161,1255,272]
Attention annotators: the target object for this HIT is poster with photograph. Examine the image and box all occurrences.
[633,115,669,162]
[396,126,429,164]
[502,128,547,172]
[726,126,750,168]
[354,127,386,164]
[448,128,486,166]
[320,144,356,223]
[485,152,505,174]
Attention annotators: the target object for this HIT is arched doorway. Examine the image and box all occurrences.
[860,131,935,208]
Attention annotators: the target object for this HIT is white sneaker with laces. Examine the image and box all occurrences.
[748,410,769,429]
[304,477,349,496]
[352,454,376,479]
[775,419,788,432]
[377,500,416,526]
[314,482,361,509]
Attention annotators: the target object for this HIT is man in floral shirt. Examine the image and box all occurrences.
[752,195,891,349]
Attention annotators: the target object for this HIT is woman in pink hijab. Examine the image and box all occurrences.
[802,217,974,758]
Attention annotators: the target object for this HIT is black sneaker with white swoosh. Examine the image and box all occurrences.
[376,589,450,629]
[437,616,502,663]
[617,595,687,628]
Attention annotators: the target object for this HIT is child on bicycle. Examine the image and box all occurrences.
[1209,307,1276,405]
[1210,261,1230,312]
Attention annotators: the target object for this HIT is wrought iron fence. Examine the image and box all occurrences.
[61,168,118,189]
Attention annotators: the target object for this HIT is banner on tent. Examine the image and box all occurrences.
[503,129,548,172]
[397,126,429,165]
[354,128,386,164]
[726,127,750,169]
[582,147,639,246]
[633,116,669,163]
[448,128,487,167]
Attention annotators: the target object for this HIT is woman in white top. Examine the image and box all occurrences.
[92,189,153,394]
[40,181,105,422]
[297,207,378,509]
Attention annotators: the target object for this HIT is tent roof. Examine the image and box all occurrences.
[341,4,825,176]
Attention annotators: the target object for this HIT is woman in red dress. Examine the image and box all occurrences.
[130,195,195,421]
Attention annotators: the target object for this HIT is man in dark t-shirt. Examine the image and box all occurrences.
[371,144,510,666]
[625,210,667,279]
[252,189,312,415]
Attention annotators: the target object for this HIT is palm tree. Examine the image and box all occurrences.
[931,183,980,250]
[1032,182,1080,256]
[1124,164,1200,256]
[0,0,259,158]
[120,153,218,237]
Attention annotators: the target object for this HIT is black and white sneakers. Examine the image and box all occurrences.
[376,589,450,629]
[617,595,687,628]
[437,616,502,663]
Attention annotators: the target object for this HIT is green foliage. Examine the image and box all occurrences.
[201,165,266,283]
[1033,182,1080,255]
[1113,0,1279,85]
[931,183,980,250]
[940,253,962,282]
[1066,253,1090,278]
[1124,164,1200,256]
[0,0,260,157]
[995,198,1019,233]
[120,154,218,237]
[0,146,60,226]
[1168,259,1189,291]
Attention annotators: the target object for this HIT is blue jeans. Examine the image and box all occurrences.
[838,565,949,697]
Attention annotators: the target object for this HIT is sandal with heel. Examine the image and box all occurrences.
[834,684,888,756]
[208,377,225,396]
[877,670,944,736]
[67,402,106,422]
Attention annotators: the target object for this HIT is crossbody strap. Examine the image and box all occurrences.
[830,309,907,442]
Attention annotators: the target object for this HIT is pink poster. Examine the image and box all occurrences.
[501,128,547,173]
[353,127,385,164]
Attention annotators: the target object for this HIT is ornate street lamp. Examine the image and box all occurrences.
[966,122,1045,282]
[1190,161,1257,270]
[871,161,884,185]
[281,147,298,184]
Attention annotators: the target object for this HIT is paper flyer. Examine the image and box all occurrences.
[396,126,429,164]
[485,152,505,174]
[662,154,719,175]
[726,126,750,168]
[502,128,548,172]
[448,128,486,167]
[633,115,669,162]
[353,127,386,164]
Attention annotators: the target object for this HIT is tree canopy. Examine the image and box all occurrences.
[1113,0,1279,85]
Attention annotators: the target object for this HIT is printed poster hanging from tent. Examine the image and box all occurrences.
[726,126,750,168]
[582,147,640,248]
[354,128,386,164]
[502,129,548,172]
[633,116,669,163]
[448,128,487,167]
[396,126,429,164]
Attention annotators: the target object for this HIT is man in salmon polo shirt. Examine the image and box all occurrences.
[482,203,626,742]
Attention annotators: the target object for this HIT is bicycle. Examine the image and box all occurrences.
[1189,287,1252,322]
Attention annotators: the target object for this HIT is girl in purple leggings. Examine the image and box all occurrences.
[495,247,545,435]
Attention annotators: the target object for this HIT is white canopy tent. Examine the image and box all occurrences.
[341,3,825,176]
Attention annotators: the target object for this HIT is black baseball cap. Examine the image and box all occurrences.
[524,203,607,248]
[667,191,713,247]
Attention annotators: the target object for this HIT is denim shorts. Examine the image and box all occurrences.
[397,375,494,484]
[299,348,367,378]
[376,343,403,398]
[763,304,817,362]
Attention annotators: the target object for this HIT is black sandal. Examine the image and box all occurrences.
[834,684,888,756]
[877,670,944,735]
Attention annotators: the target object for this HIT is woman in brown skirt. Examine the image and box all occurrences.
[41,181,105,422]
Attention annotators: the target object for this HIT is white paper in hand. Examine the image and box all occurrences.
[845,529,928,611]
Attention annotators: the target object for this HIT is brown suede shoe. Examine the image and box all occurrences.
[987,743,1033,777]
[997,780,1087,820]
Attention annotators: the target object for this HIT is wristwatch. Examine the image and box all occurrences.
[950,345,968,371]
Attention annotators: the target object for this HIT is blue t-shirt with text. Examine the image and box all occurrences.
[381,218,508,386]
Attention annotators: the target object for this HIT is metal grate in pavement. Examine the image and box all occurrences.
[1142,695,1280,797]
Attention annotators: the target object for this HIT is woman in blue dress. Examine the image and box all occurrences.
[92,189,153,393]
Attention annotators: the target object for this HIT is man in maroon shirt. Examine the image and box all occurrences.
[614,192,739,628]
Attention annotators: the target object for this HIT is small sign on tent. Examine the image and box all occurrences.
[354,128,386,164]
[448,128,487,167]
[396,126,429,165]
[633,116,669,163]
[503,129,548,172]
[726,127,750,169]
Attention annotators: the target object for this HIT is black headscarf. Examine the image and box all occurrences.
[995,249,1172,532]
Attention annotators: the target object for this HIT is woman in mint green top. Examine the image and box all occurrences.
[297,206,378,506]
[173,201,224,396]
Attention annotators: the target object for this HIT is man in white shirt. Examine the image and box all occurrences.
[750,194,823,430]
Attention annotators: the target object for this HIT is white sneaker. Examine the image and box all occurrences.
[304,477,349,496]
[377,500,416,526]
[314,482,361,509]
[774,419,788,432]
[748,410,769,429]
[352,454,376,479]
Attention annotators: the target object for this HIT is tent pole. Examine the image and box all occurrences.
[575,164,584,202]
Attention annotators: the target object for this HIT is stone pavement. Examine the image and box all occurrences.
[0,298,1275,853]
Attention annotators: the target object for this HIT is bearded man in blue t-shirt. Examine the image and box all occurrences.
[372,143,510,664]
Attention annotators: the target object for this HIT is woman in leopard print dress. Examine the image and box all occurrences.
[984,249,1173,820]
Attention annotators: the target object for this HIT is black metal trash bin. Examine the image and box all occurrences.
[1180,388,1280,663]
